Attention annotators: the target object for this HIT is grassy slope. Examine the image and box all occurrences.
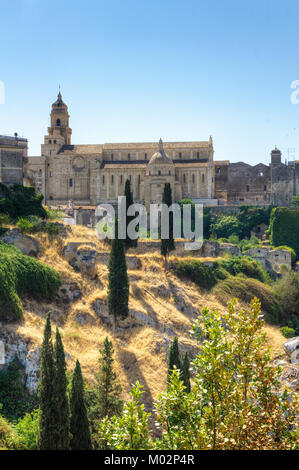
[4,224,286,409]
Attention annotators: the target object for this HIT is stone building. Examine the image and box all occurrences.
[214,148,299,206]
[24,93,216,208]
[23,92,299,210]
[0,134,28,185]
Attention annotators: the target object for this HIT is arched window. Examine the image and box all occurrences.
[202,174,205,183]
[197,152,200,159]
[56,119,61,126]
[49,140,52,144]
[111,175,114,184]
[138,175,141,184]
[192,174,195,184]
[69,178,73,187]
[183,174,186,183]
[128,153,131,160]
[102,175,105,185]
[120,175,123,184]
[111,153,114,160]
[179,152,182,159]
[158,170,161,175]
[169,170,171,175]
[145,153,147,159]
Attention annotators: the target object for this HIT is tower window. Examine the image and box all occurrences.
[128,153,131,160]
[179,152,182,159]
[183,174,186,183]
[102,175,105,185]
[111,175,114,184]
[120,175,123,184]
[54,140,56,144]
[138,175,141,184]
[216,167,221,174]
[56,119,61,126]
[192,174,195,184]
[145,153,147,159]
[264,185,267,191]
[111,153,114,160]
[202,174,205,183]
[197,152,200,159]
[129,175,132,182]
[169,170,171,175]
[69,178,73,187]
[49,140,52,144]
[158,170,161,175]
[246,185,250,192]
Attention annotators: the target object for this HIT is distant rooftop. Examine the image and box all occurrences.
[0,134,28,148]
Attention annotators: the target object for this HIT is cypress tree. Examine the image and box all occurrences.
[70,360,92,450]
[96,337,123,419]
[181,351,191,393]
[161,183,175,262]
[108,219,129,322]
[124,179,137,248]
[53,327,70,449]
[38,313,56,450]
[167,336,181,383]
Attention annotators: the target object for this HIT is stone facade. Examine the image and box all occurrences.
[23,93,299,209]
[0,134,27,185]
[24,93,215,208]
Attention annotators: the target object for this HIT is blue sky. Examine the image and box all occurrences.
[1,0,299,164]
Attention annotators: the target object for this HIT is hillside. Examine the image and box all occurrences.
[0,222,288,411]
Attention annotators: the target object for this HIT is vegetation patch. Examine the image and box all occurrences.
[220,255,269,282]
[212,275,281,323]
[0,183,47,220]
[0,242,61,321]
[269,207,299,259]
[173,259,228,290]
[16,216,63,236]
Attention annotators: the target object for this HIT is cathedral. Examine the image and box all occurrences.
[24,93,217,208]
[23,93,299,210]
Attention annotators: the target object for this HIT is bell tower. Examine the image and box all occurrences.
[42,91,72,156]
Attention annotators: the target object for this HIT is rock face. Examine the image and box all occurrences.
[0,228,40,256]
[126,256,142,270]
[57,282,82,303]
[283,337,299,364]
[245,246,292,274]
[0,330,40,394]
[199,240,240,258]
[63,242,99,278]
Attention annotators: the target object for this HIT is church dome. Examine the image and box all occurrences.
[149,139,174,165]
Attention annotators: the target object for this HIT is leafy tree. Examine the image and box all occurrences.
[161,183,175,264]
[167,337,181,383]
[181,352,191,393]
[155,298,299,450]
[70,360,92,450]
[0,183,47,219]
[53,327,70,450]
[108,220,129,323]
[15,409,40,450]
[124,179,138,248]
[98,382,151,450]
[210,215,242,239]
[37,313,56,450]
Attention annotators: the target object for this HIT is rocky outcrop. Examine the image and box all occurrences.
[74,311,95,325]
[0,228,39,256]
[0,330,40,394]
[244,246,292,274]
[126,256,142,270]
[57,282,82,304]
[283,337,299,364]
[63,242,99,278]
[199,240,240,258]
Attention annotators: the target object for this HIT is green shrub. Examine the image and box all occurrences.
[220,255,268,283]
[0,412,14,449]
[280,326,295,338]
[0,183,47,220]
[17,216,63,237]
[45,208,63,220]
[0,242,61,321]
[272,271,299,329]
[212,275,281,323]
[14,409,40,450]
[239,236,260,252]
[269,207,299,259]
[210,215,242,239]
[173,259,228,290]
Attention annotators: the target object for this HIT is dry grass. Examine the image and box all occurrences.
[8,222,288,408]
